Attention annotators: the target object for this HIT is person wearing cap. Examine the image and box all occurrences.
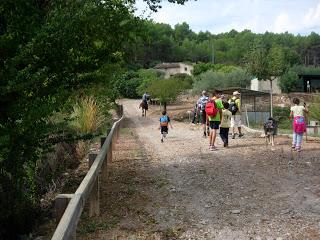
[229,91,243,138]
[197,90,210,137]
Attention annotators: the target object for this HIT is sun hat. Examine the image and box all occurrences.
[233,91,240,96]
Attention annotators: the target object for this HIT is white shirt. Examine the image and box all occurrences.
[290,105,305,117]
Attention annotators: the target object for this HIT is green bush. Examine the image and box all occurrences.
[273,106,291,129]
[309,94,320,122]
[147,78,190,104]
[279,70,299,93]
[114,71,142,99]
[192,68,251,93]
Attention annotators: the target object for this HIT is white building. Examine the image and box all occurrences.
[154,62,194,79]
[250,77,282,94]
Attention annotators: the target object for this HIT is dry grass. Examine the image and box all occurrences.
[70,96,105,134]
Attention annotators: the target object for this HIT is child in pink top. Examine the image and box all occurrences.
[289,98,308,152]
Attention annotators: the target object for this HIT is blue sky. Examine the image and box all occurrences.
[134,0,320,35]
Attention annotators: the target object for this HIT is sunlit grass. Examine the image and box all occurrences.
[70,96,105,134]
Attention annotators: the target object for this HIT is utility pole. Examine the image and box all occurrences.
[211,40,215,64]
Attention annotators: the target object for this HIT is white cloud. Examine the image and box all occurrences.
[274,13,292,33]
[134,0,320,35]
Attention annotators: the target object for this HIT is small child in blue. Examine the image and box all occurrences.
[159,110,173,142]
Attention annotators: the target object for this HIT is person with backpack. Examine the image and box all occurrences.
[197,90,210,137]
[290,97,308,152]
[229,91,243,139]
[159,110,173,143]
[220,101,232,147]
[206,90,224,151]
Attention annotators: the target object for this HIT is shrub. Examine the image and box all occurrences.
[279,70,299,93]
[309,94,320,122]
[147,78,189,105]
[273,106,291,129]
[193,69,251,93]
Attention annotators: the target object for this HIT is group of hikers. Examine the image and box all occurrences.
[141,89,309,152]
[191,90,243,150]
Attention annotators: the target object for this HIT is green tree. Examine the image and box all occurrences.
[279,70,299,93]
[147,78,189,110]
[246,44,287,116]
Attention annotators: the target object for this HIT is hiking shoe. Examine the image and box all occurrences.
[210,145,217,151]
[203,132,207,138]
[231,134,235,139]
[296,147,301,152]
[291,145,296,149]
[161,139,164,143]
[238,133,244,138]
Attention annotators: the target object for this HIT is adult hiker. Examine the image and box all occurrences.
[140,92,150,117]
[197,90,210,137]
[229,91,243,139]
[207,90,224,151]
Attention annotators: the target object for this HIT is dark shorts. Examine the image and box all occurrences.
[200,110,206,124]
[161,126,168,134]
[209,121,220,130]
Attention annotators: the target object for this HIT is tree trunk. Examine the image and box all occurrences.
[163,102,167,111]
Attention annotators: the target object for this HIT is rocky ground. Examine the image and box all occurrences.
[76,99,320,240]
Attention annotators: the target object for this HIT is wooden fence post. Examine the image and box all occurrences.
[107,145,112,164]
[100,137,106,148]
[88,153,99,217]
[55,194,74,224]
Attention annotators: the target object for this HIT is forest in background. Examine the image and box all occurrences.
[1,0,320,238]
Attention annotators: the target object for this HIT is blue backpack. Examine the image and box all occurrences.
[160,115,169,126]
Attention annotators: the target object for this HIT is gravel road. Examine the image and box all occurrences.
[79,99,320,240]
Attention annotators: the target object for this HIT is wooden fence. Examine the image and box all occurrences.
[51,105,124,240]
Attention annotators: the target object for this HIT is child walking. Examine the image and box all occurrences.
[290,97,308,152]
[159,110,173,143]
[208,90,224,150]
[220,101,232,147]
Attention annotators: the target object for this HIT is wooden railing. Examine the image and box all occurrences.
[51,105,124,240]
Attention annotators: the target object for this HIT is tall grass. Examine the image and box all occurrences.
[70,96,105,134]
[70,96,106,160]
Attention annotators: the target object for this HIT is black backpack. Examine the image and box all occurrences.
[229,99,239,115]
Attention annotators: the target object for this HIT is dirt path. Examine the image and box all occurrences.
[78,99,320,240]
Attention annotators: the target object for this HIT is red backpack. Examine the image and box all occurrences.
[205,100,218,117]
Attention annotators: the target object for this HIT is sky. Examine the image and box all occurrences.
[134,0,320,35]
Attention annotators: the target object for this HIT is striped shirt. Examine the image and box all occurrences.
[197,96,209,110]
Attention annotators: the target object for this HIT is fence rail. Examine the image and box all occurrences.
[51,105,124,240]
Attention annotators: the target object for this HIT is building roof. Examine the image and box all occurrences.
[219,87,270,97]
[154,62,192,69]
[298,74,320,79]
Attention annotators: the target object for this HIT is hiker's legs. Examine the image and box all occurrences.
[210,121,220,147]
[192,111,197,123]
[220,127,229,146]
[225,128,229,145]
[219,127,227,144]
[292,131,297,147]
[209,121,214,146]
[201,110,207,136]
[295,133,303,149]
[231,116,236,138]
